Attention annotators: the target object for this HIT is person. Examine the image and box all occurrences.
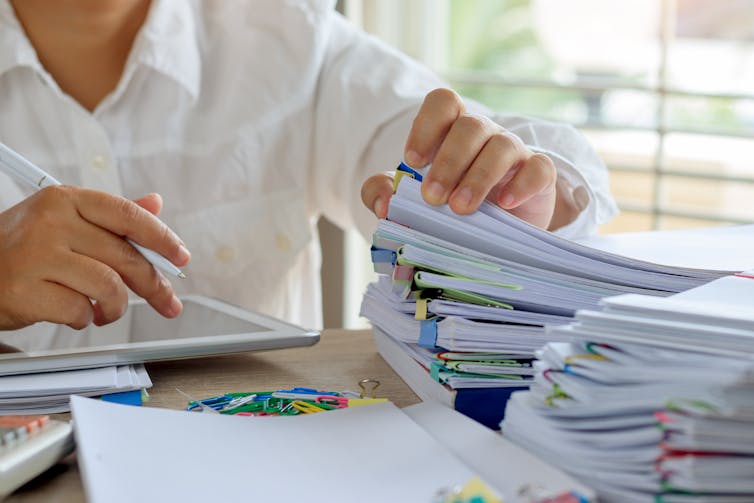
[0,0,617,332]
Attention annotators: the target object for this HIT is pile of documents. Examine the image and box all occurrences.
[0,365,151,414]
[360,167,736,425]
[502,275,754,502]
[71,396,593,503]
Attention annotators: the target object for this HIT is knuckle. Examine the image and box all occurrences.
[120,239,144,268]
[489,131,522,154]
[36,185,71,204]
[466,162,497,187]
[117,198,142,224]
[67,300,92,330]
[455,114,489,136]
[427,88,463,109]
[529,153,557,180]
[30,187,73,230]
[410,111,432,134]
[147,271,173,303]
[430,156,460,185]
[158,222,181,256]
[98,267,125,301]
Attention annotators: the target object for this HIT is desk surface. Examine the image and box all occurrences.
[8,328,418,502]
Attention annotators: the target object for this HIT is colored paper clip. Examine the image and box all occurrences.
[392,162,425,192]
[315,396,349,408]
[275,387,340,396]
[186,394,231,412]
[290,401,326,414]
[276,386,340,396]
[222,394,258,412]
[273,391,340,401]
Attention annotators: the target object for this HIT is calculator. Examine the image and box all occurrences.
[0,416,74,499]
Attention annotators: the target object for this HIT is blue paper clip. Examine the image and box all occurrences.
[397,162,424,181]
[186,395,232,412]
[274,387,340,397]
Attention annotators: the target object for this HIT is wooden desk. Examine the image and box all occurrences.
[7,329,417,502]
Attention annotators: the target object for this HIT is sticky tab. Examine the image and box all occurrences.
[393,264,415,283]
[397,161,424,181]
[347,398,389,407]
[101,389,143,406]
[430,360,444,381]
[393,161,424,192]
[418,318,439,348]
[370,247,397,265]
[415,298,429,320]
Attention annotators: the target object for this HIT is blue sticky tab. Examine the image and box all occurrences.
[370,246,397,265]
[397,162,424,181]
[418,318,438,348]
[100,389,143,406]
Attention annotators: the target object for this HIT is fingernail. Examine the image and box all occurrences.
[177,244,191,263]
[501,193,515,207]
[169,295,183,317]
[424,181,446,204]
[453,187,473,209]
[405,150,423,167]
[374,196,388,218]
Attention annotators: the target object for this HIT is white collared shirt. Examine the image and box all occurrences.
[0,0,617,329]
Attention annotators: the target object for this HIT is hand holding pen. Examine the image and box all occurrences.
[0,142,190,330]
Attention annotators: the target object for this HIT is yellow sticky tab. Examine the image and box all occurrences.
[393,170,409,192]
[347,398,388,407]
[454,476,503,503]
[415,298,429,320]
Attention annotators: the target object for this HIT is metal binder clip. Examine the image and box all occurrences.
[357,379,381,399]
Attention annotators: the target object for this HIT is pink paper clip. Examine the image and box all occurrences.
[316,396,349,408]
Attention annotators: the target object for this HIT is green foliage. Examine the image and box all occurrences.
[448,0,552,77]
[447,0,582,120]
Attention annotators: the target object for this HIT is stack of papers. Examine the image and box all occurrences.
[360,172,741,425]
[0,365,151,414]
[70,396,593,503]
[501,276,754,502]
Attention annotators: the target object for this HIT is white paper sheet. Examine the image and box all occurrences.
[71,397,479,503]
[578,225,754,272]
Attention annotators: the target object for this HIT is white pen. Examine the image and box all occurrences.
[0,141,186,279]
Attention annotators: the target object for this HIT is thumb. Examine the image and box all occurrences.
[132,193,163,216]
[361,173,394,219]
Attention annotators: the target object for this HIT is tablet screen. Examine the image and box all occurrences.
[0,298,271,354]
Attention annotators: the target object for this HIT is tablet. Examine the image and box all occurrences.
[0,295,320,376]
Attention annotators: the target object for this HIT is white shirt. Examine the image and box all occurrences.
[0,0,617,329]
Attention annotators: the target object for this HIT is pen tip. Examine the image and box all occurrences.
[178,272,187,279]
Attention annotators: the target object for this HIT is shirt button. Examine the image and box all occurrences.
[215,245,235,264]
[275,233,291,252]
[91,155,107,171]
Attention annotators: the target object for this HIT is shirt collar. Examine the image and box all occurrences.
[129,0,202,101]
[0,0,201,101]
[0,0,43,76]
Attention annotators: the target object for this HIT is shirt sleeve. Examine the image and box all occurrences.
[310,9,618,242]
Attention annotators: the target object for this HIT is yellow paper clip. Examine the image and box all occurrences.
[290,401,326,414]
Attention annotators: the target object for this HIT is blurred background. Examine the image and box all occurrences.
[321,0,754,328]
